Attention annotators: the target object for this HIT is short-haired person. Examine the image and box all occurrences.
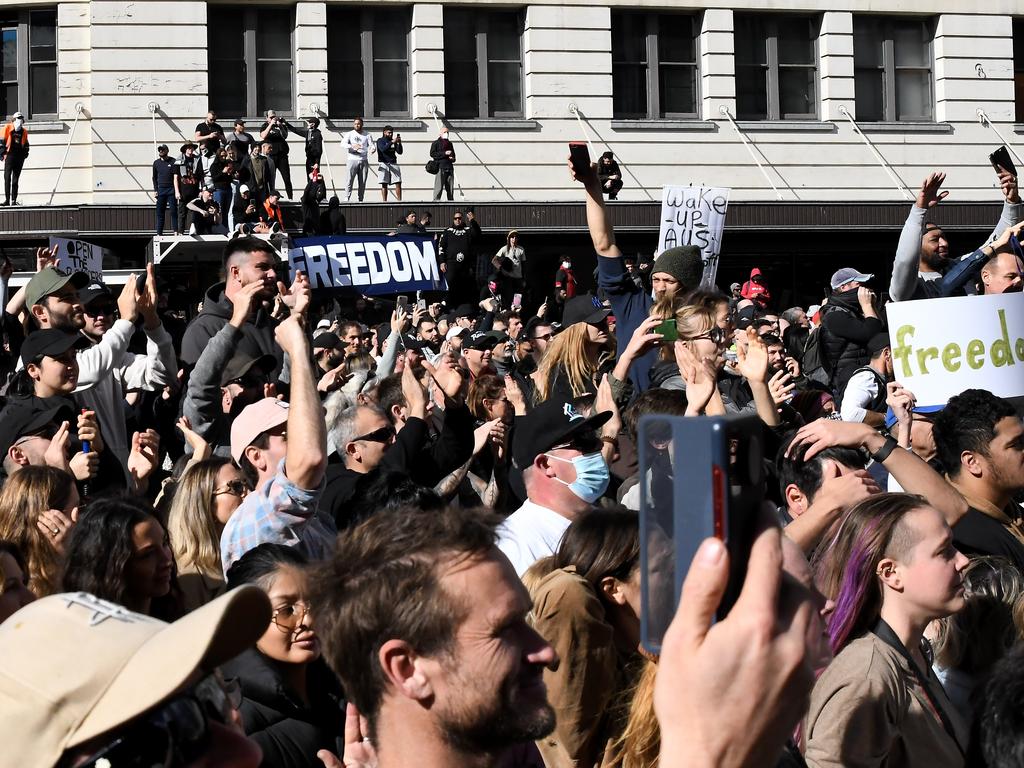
[221,311,330,574]
[222,544,345,766]
[376,125,403,201]
[342,117,373,202]
[805,494,970,766]
[168,456,246,611]
[0,585,270,767]
[462,330,502,380]
[573,159,704,393]
[980,248,1024,294]
[933,388,1024,571]
[308,503,558,768]
[498,398,613,576]
[839,331,893,426]
[61,495,175,618]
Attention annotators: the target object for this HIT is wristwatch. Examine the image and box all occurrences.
[869,435,899,463]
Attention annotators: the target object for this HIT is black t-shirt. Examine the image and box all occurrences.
[229,131,255,158]
[194,121,224,154]
[952,505,1024,571]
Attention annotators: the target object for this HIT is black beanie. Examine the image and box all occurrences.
[653,246,704,289]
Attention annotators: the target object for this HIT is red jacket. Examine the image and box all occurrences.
[741,267,770,307]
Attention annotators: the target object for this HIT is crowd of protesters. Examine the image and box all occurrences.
[0,143,1021,768]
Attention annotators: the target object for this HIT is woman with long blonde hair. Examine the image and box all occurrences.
[166,455,246,610]
[0,465,78,597]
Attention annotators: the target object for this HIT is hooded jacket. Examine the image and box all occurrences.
[180,282,282,377]
[741,268,770,306]
[220,648,345,768]
[818,290,884,401]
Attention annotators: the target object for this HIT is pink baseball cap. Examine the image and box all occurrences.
[230,397,290,463]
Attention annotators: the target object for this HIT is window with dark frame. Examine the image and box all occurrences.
[612,12,699,120]
[327,6,411,118]
[443,7,523,119]
[207,5,294,118]
[1014,19,1024,123]
[734,14,818,121]
[0,9,56,119]
[853,16,934,122]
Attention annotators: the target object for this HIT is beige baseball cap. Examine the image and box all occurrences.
[0,587,270,766]
[230,397,290,463]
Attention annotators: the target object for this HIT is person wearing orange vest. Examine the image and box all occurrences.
[2,112,29,206]
[262,190,285,231]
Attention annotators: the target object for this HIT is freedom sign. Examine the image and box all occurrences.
[656,186,730,288]
[886,292,1024,408]
[288,235,447,296]
[49,236,106,283]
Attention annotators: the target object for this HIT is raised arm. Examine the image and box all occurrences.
[570,158,622,259]
[890,172,946,301]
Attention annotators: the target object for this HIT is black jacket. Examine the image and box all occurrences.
[438,221,482,275]
[291,125,323,164]
[319,204,346,236]
[819,294,884,399]
[180,282,283,377]
[429,138,456,171]
[220,648,345,768]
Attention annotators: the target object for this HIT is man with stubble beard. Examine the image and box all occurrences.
[181,237,286,378]
[309,503,558,768]
[890,167,1021,301]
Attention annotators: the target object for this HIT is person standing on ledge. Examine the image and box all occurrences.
[2,112,29,206]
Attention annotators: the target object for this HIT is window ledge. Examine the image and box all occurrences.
[847,121,952,134]
[733,121,835,132]
[360,119,425,131]
[1014,123,1024,134]
[611,119,717,131]
[444,119,539,131]
[28,120,65,133]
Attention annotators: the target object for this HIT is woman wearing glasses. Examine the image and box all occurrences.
[223,543,345,767]
[168,456,247,611]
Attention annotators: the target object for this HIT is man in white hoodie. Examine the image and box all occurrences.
[341,116,374,202]
[24,264,176,463]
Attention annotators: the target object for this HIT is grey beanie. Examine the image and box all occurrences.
[653,246,703,289]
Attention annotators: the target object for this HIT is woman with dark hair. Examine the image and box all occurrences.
[805,493,970,766]
[523,507,643,768]
[167,456,246,610]
[0,540,35,622]
[0,465,78,596]
[223,543,344,767]
[61,495,175,617]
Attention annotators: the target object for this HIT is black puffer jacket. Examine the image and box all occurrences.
[818,292,884,401]
[180,282,282,377]
[220,648,345,768]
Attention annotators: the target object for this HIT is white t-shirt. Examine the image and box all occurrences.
[342,130,373,160]
[497,499,572,577]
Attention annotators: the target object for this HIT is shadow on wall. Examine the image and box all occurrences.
[90,123,154,202]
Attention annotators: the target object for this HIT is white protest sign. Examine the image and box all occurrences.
[886,292,1024,408]
[656,186,730,288]
[48,237,106,283]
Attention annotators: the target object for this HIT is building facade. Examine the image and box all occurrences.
[2,0,1020,207]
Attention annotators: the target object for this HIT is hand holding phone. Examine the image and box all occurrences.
[654,318,678,342]
[569,142,591,177]
[396,295,409,311]
[512,293,522,309]
[991,145,1017,178]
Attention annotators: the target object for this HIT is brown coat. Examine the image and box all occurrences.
[528,566,639,768]
[805,633,967,768]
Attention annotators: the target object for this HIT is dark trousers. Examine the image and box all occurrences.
[433,169,454,201]
[602,178,623,199]
[155,188,178,235]
[305,154,321,176]
[178,192,197,234]
[271,152,292,198]
[4,155,24,203]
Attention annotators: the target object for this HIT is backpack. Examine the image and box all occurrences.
[802,305,851,387]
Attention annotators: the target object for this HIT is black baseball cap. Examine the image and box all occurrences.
[464,331,508,351]
[20,330,90,366]
[511,399,612,471]
[220,352,277,387]
[402,334,430,351]
[0,399,75,462]
[453,303,478,319]
[561,294,611,327]
[312,332,343,351]
[78,282,113,308]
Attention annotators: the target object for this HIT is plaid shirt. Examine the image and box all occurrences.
[221,460,334,574]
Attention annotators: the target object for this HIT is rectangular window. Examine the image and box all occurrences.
[611,12,699,119]
[734,14,818,121]
[207,5,293,117]
[327,7,411,118]
[854,16,934,122]
[0,9,57,118]
[443,7,523,119]
[1014,19,1024,123]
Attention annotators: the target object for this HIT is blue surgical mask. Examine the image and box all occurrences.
[545,451,610,503]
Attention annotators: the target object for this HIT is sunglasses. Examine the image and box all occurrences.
[85,304,117,317]
[271,600,313,633]
[213,480,246,498]
[352,425,395,444]
[690,327,727,345]
[532,332,553,342]
[77,675,235,768]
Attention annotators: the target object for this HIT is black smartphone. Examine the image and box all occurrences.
[991,145,1017,178]
[569,141,590,176]
[638,414,765,654]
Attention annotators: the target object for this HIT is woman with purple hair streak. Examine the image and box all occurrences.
[803,493,970,768]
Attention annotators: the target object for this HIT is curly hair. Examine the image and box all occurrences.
[61,495,160,610]
[0,466,75,597]
[932,389,1018,478]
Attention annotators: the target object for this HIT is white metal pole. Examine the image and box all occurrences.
[49,103,85,205]
[837,105,914,201]
[719,106,785,201]
[148,101,159,156]
[977,108,1024,169]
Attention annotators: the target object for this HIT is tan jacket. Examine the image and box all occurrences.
[528,566,638,768]
[805,633,967,768]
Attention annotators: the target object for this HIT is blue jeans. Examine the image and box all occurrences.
[214,188,232,219]
[155,189,178,235]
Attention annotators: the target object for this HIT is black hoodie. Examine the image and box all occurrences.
[180,282,282,377]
